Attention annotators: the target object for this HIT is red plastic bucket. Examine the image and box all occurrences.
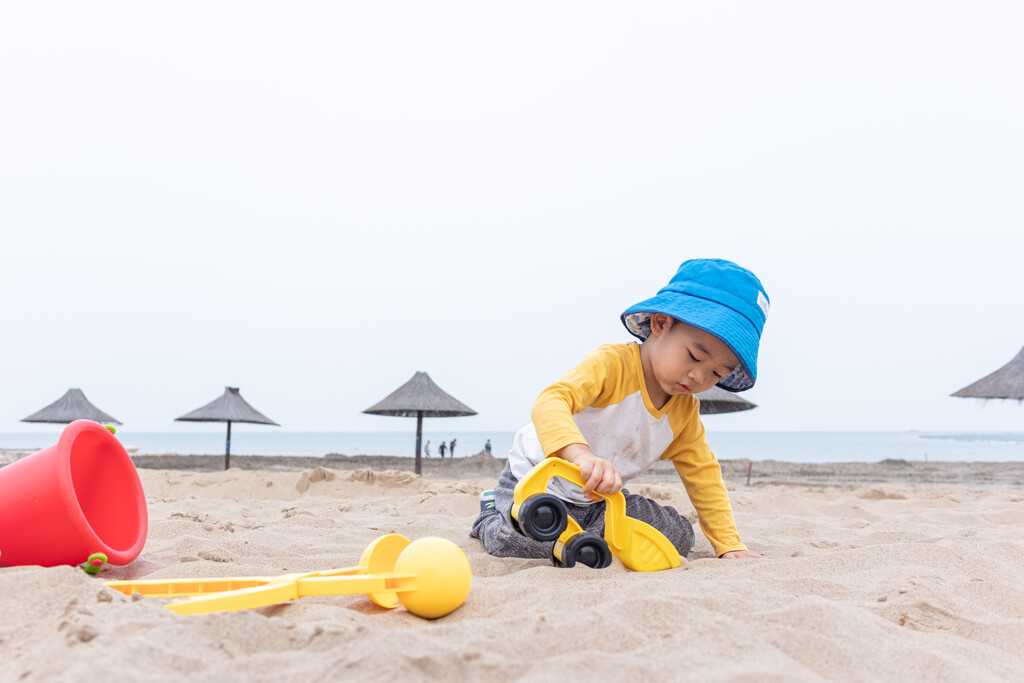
[0,420,148,567]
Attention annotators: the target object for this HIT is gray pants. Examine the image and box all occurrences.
[470,463,694,560]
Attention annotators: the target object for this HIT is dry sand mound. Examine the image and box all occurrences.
[2,465,1023,681]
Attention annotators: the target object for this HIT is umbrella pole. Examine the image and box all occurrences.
[414,411,423,476]
[225,421,232,470]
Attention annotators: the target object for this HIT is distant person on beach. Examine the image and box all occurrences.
[449,439,457,458]
[439,441,447,458]
[425,441,431,458]
[485,439,492,454]
[471,259,769,561]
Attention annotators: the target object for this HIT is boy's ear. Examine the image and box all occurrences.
[649,313,671,337]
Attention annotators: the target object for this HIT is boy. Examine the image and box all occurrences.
[470,258,768,561]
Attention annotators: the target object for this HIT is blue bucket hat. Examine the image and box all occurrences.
[621,259,769,392]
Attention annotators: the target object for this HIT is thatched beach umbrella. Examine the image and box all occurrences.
[22,388,121,425]
[952,346,1024,401]
[363,372,477,475]
[696,385,757,415]
[175,387,279,470]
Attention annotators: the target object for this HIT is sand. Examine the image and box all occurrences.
[2,452,1024,681]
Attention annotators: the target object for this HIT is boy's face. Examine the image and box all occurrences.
[641,314,739,407]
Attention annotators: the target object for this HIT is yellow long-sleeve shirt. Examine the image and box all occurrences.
[506,342,746,557]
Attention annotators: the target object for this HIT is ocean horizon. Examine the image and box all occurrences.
[2,429,1023,464]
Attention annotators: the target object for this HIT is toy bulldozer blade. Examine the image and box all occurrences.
[511,458,681,572]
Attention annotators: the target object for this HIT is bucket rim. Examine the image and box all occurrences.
[56,420,148,564]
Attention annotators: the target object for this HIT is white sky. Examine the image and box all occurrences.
[2,2,1022,434]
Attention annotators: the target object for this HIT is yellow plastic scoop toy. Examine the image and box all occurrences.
[511,458,681,572]
[104,534,471,619]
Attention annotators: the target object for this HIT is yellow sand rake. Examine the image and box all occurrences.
[105,534,471,619]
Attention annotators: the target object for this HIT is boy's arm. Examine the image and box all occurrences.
[531,346,624,500]
[666,427,749,558]
[530,346,618,457]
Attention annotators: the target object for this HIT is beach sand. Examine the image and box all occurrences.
[2,452,1024,681]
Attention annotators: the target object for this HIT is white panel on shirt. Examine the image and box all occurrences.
[507,392,675,506]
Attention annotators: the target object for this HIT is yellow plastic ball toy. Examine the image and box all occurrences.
[395,537,472,619]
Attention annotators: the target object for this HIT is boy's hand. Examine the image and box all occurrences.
[720,550,762,559]
[555,444,622,502]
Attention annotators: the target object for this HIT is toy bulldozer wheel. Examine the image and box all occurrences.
[555,532,612,569]
[514,493,569,542]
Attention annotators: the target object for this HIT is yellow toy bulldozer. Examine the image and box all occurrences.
[510,458,681,572]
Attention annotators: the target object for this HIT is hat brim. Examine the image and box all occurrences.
[621,293,760,392]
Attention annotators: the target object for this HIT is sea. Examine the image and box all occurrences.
[2,430,1023,463]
